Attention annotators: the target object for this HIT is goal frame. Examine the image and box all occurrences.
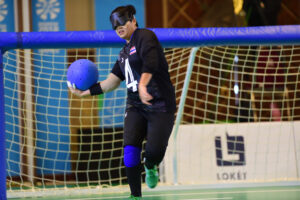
[0,25,300,199]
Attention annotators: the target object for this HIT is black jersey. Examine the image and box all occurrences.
[111,28,176,113]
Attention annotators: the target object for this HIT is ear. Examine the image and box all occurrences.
[132,18,137,26]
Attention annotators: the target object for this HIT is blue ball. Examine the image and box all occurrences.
[67,59,98,91]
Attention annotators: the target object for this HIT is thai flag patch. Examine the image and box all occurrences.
[130,46,136,55]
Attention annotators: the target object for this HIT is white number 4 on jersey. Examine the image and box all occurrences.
[125,58,138,92]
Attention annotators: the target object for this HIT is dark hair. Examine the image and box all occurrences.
[109,5,138,30]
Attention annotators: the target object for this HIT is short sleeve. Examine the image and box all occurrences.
[111,61,125,81]
[136,30,160,74]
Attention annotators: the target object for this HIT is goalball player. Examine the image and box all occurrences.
[68,5,176,199]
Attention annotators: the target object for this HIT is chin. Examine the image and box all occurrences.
[121,35,129,41]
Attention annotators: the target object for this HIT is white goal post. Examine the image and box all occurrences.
[0,25,300,199]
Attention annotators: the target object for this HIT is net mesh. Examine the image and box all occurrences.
[167,45,300,123]
[3,45,300,197]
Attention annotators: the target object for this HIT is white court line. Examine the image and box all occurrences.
[184,198,232,200]
[65,188,300,200]
[65,197,232,200]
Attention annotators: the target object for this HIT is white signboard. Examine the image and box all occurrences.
[163,121,300,184]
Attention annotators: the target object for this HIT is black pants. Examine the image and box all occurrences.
[123,109,175,196]
[124,109,174,164]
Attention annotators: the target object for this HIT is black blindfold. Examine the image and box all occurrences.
[110,12,133,30]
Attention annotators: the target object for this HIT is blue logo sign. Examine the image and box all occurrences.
[0,0,15,32]
[0,0,8,22]
[35,0,61,20]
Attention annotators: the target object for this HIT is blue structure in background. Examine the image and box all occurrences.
[0,1,18,199]
[94,0,145,127]
[31,0,71,175]
[0,0,21,179]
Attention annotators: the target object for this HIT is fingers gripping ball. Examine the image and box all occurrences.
[67,59,98,91]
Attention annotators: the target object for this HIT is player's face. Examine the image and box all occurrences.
[115,19,137,42]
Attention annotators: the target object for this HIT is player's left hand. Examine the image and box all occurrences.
[138,85,153,105]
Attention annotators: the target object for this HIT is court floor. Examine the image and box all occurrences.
[10,184,300,200]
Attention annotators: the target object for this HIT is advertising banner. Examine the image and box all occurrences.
[164,121,300,184]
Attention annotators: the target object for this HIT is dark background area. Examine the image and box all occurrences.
[145,0,299,28]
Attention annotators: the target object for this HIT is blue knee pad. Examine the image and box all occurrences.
[124,145,142,167]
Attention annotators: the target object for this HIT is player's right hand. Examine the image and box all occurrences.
[67,81,91,97]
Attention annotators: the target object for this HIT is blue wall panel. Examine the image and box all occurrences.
[31,0,71,175]
[0,0,21,179]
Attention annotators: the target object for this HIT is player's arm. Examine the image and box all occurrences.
[98,73,121,93]
[137,30,160,105]
[68,73,121,98]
